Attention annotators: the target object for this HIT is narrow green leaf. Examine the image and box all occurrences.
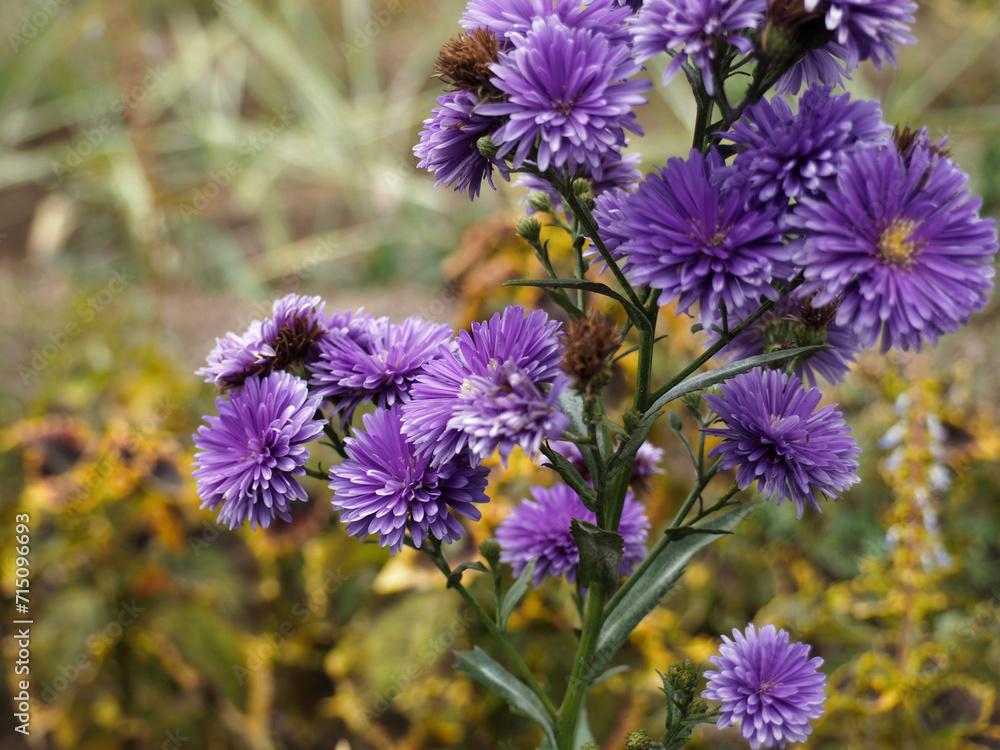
[447,561,488,588]
[592,505,756,678]
[500,559,536,632]
[539,444,597,510]
[645,345,827,416]
[455,647,558,749]
[571,519,624,590]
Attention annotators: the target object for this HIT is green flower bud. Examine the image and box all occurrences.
[625,729,652,750]
[526,190,556,214]
[516,217,542,243]
[479,538,501,567]
[477,135,498,159]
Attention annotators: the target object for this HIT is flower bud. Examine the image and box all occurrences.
[479,538,501,567]
[526,190,556,214]
[625,730,652,750]
[477,135,498,159]
[516,216,542,243]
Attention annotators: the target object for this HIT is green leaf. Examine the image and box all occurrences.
[455,647,558,749]
[503,278,650,331]
[645,345,827,415]
[540,444,597,510]
[606,410,661,480]
[571,519,624,590]
[447,561,488,588]
[592,505,756,679]
[500,559,537,632]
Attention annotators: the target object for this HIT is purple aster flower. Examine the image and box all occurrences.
[586,186,634,271]
[415,90,509,200]
[631,0,766,95]
[618,148,791,325]
[197,294,330,390]
[711,290,861,388]
[330,406,490,555]
[461,0,633,47]
[403,306,567,466]
[789,142,998,352]
[478,17,650,173]
[810,0,917,70]
[496,483,649,587]
[704,367,859,518]
[722,85,891,205]
[775,46,851,95]
[192,371,325,530]
[703,623,826,749]
[309,316,453,422]
[516,149,642,215]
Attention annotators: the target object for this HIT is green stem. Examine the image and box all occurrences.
[557,581,610,750]
[670,459,721,529]
[633,292,660,412]
[422,542,559,724]
[692,482,740,524]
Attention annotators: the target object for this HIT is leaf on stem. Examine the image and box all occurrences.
[571,519,624,591]
[500,559,536,632]
[447,561,489,588]
[455,647,558,749]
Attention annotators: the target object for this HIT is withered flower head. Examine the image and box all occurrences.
[433,28,501,97]
[797,291,840,331]
[561,312,621,389]
[892,124,951,162]
[761,0,834,60]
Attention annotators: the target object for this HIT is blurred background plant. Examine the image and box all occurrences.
[1,0,999,748]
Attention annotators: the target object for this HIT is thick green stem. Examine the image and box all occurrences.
[423,542,559,723]
[557,580,610,750]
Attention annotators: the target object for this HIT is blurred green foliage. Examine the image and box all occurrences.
[1,0,1000,748]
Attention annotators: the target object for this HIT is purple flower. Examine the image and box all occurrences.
[197,294,330,390]
[479,17,650,173]
[516,149,642,215]
[704,367,860,518]
[330,406,490,555]
[414,90,508,200]
[461,0,633,46]
[309,316,452,422]
[810,0,917,70]
[723,85,890,205]
[586,186,634,270]
[775,46,851,95]
[496,483,650,587]
[618,148,790,325]
[703,623,826,749]
[192,371,325,530]
[403,306,567,466]
[712,290,861,388]
[789,142,998,352]
[631,0,766,95]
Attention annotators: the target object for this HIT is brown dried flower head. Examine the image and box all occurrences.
[433,28,501,97]
[561,312,621,388]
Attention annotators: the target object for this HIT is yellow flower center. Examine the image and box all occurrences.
[877,219,919,269]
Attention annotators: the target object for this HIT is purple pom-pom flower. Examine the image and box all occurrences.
[479,16,650,173]
[496,483,649,587]
[789,141,998,352]
[193,371,325,530]
[330,406,490,555]
[309,316,453,422]
[809,0,917,70]
[618,148,790,324]
[702,623,827,749]
[703,367,860,518]
[461,0,633,47]
[631,0,766,95]
[403,306,568,466]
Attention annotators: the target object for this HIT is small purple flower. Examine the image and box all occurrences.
[712,290,861,388]
[516,149,642,215]
[775,46,851,95]
[197,294,330,390]
[496,483,650,587]
[586,186,634,270]
[309,316,452,422]
[810,0,917,70]
[789,142,998,352]
[403,306,567,466]
[330,406,490,555]
[192,371,325,530]
[704,367,860,518]
[703,623,826,749]
[618,148,790,325]
[461,0,633,46]
[631,0,766,95]
[723,85,890,205]
[414,90,508,200]
[479,17,650,173]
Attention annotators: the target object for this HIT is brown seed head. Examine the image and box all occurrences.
[433,28,501,97]
[561,312,621,389]
[219,314,326,390]
[798,292,841,330]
